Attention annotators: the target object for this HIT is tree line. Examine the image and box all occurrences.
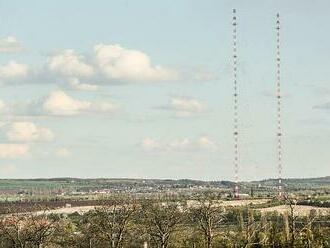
[0,196,329,248]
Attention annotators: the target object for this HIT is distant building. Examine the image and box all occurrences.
[237,193,249,199]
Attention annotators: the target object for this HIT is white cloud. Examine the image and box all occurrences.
[56,147,70,157]
[0,43,178,87]
[43,90,117,115]
[6,122,54,142]
[171,97,204,112]
[94,44,178,82]
[0,144,29,159]
[0,36,23,53]
[141,136,217,152]
[0,61,28,80]
[168,138,192,151]
[48,51,98,90]
[68,77,99,91]
[141,138,162,151]
[160,97,205,118]
[197,136,216,149]
[43,90,91,115]
[48,50,94,77]
[168,137,216,151]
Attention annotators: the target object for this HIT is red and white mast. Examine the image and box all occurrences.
[276,13,283,197]
[232,9,239,198]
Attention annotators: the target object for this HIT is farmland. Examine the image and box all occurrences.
[0,177,329,213]
[0,177,329,247]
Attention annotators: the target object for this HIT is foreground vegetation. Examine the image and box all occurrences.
[0,195,329,248]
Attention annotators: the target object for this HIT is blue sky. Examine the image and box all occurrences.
[0,0,329,180]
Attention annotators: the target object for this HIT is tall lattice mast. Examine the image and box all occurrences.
[232,9,239,198]
[276,13,283,197]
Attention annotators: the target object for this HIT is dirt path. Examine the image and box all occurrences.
[34,205,99,215]
[258,205,330,216]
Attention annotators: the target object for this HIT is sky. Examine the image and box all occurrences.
[0,0,330,180]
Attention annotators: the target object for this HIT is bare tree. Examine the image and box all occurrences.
[141,200,183,248]
[188,197,225,248]
[83,198,136,248]
[0,213,57,248]
[283,194,299,247]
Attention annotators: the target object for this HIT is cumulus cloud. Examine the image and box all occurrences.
[0,91,117,117]
[94,44,178,82]
[140,138,162,151]
[141,136,217,152]
[197,136,217,149]
[0,43,178,87]
[171,97,204,113]
[159,96,205,118]
[68,77,99,91]
[43,90,90,115]
[168,137,216,151]
[0,36,23,53]
[48,50,94,77]
[0,61,28,81]
[6,122,54,142]
[0,144,29,159]
[43,90,117,115]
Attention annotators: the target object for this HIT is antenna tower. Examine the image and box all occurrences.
[232,9,239,198]
[276,13,283,197]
